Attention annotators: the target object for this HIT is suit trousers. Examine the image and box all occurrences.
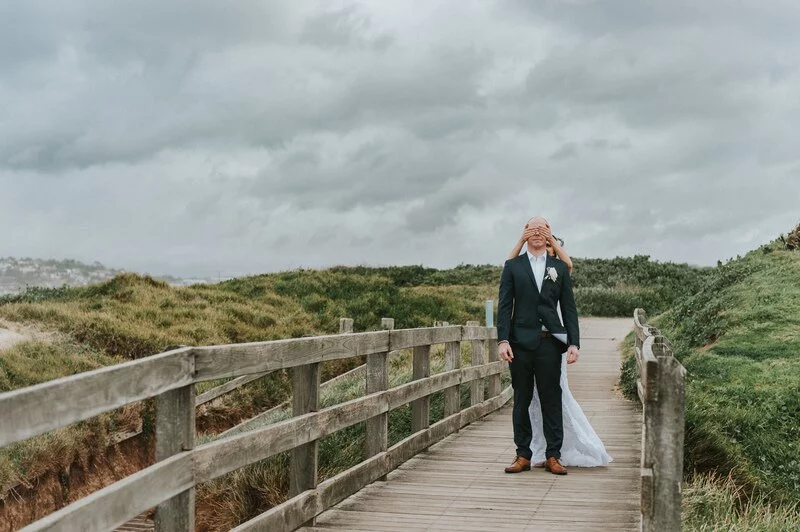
[509,336,564,460]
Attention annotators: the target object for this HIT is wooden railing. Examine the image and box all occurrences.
[633,308,686,532]
[1,319,509,532]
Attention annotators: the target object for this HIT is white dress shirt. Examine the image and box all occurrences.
[526,250,568,345]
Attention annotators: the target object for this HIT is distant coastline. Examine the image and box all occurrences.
[0,256,215,295]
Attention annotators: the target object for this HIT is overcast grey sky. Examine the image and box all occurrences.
[1,1,798,278]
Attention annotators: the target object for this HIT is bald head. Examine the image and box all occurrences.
[527,216,548,228]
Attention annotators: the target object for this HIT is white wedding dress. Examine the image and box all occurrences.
[528,353,613,466]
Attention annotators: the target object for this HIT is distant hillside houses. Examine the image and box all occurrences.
[0,257,204,295]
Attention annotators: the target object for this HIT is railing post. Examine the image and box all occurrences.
[486,340,501,399]
[467,321,485,405]
[411,343,431,432]
[642,338,685,532]
[443,338,462,418]
[290,363,320,516]
[366,318,393,480]
[339,317,354,334]
[485,304,501,399]
[634,309,646,353]
[154,383,195,532]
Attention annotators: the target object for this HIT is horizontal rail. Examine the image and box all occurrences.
[0,347,194,447]
[232,385,513,531]
[0,326,495,448]
[192,330,390,381]
[193,361,506,483]
[195,372,268,406]
[22,453,193,532]
[217,363,368,439]
[18,349,506,531]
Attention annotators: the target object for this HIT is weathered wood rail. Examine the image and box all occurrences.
[0,319,509,531]
[633,308,686,532]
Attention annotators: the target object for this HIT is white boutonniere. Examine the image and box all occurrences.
[545,267,558,282]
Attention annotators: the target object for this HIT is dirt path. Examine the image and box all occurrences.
[0,324,28,351]
[0,319,54,351]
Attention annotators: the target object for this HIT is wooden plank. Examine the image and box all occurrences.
[339,318,354,334]
[193,331,389,382]
[155,385,195,532]
[642,337,660,403]
[386,371,456,412]
[196,364,508,483]
[470,337,485,406]
[290,363,320,502]
[193,392,387,483]
[366,319,392,481]
[411,345,430,432]
[384,363,504,412]
[217,363,366,439]
[486,340,501,398]
[308,318,640,532]
[21,453,193,532]
[232,453,390,532]
[643,351,685,532]
[364,355,388,458]
[442,341,461,418]
[232,384,514,532]
[389,327,461,351]
[461,326,497,341]
[641,467,654,518]
[460,361,506,383]
[195,372,267,406]
[0,347,193,447]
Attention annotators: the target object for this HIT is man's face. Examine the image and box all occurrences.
[526,220,548,248]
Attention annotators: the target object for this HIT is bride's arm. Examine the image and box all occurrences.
[508,225,532,260]
[550,237,573,273]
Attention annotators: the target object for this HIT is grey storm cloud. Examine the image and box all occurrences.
[0,0,798,278]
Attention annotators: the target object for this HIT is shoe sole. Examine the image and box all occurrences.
[504,466,531,473]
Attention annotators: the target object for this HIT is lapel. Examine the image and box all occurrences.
[543,255,554,296]
[543,255,561,300]
[521,252,540,296]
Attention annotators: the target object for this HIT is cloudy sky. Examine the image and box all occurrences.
[1,1,798,278]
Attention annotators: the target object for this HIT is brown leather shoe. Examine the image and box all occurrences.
[545,457,567,475]
[504,456,531,473]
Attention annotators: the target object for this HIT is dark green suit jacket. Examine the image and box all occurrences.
[497,253,580,351]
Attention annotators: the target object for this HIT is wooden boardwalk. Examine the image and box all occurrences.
[304,318,641,532]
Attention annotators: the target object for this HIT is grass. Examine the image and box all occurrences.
[683,473,800,531]
[619,238,800,527]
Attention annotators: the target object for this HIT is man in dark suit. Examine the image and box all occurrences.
[497,217,580,475]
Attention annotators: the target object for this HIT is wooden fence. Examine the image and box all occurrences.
[633,308,686,532]
[0,319,509,532]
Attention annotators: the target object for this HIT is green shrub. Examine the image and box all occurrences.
[619,244,800,514]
